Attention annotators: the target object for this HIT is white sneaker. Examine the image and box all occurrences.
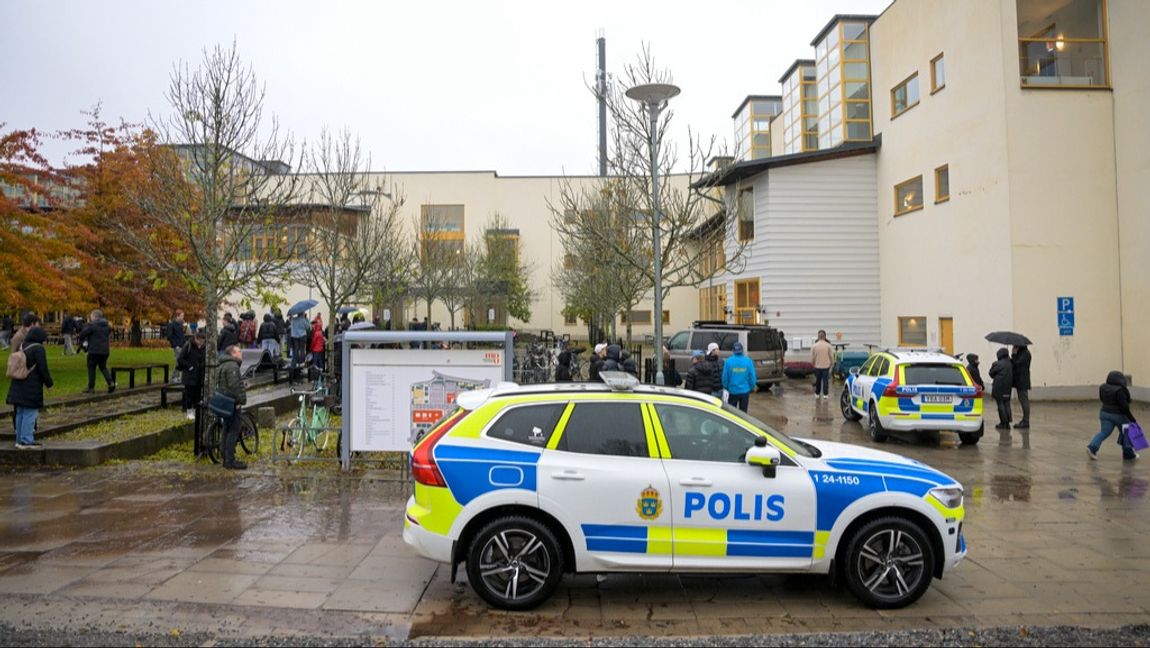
[1087,447,1098,460]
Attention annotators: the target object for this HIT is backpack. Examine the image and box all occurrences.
[6,343,39,380]
[238,319,257,345]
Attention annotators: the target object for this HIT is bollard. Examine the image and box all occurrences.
[256,406,277,430]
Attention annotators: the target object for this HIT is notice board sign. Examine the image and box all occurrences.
[348,348,505,452]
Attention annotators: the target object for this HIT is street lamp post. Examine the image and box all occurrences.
[625,83,680,386]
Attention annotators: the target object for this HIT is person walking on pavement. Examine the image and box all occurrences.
[722,342,757,412]
[176,331,207,420]
[214,344,248,470]
[61,312,77,356]
[811,330,834,400]
[6,325,52,449]
[989,347,1014,438]
[704,342,724,399]
[966,353,985,390]
[1012,345,1032,429]
[78,310,115,393]
[309,315,326,373]
[1088,370,1138,461]
[166,310,186,383]
[289,312,309,381]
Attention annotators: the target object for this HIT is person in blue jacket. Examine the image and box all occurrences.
[722,342,757,412]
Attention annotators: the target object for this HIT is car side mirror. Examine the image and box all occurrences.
[849,367,860,376]
[745,444,781,479]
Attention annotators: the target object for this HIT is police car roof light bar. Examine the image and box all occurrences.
[600,371,639,391]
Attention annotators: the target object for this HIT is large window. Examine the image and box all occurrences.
[737,188,754,242]
[931,54,946,93]
[557,403,647,457]
[894,176,924,216]
[698,285,725,322]
[891,73,920,118]
[420,204,465,261]
[898,316,928,347]
[621,310,652,325]
[1017,0,1108,88]
[935,165,950,203]
[487,404,566,448]
[734,279,760,325]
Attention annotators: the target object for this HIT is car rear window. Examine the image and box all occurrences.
[746,330,783,352]
[486,403,566,447]
[903,364,967,386]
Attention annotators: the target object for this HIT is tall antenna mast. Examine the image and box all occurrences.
[596,31,607,177]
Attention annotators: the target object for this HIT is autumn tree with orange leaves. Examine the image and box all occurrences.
[0,125,94,312]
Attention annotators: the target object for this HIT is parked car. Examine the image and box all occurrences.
[665,321,786,388]
[841,350,984,445]
[404,372,967,611]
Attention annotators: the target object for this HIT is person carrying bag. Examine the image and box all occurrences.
[212,345,248,470]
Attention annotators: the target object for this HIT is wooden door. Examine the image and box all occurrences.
[939,317,954,356]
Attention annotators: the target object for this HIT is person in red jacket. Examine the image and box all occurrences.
[309,315,326,373]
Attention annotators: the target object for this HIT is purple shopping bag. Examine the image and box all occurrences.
[1125,422,1149,452]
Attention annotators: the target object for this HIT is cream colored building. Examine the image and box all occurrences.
[711,0,1148,399]
[251,171,700,342]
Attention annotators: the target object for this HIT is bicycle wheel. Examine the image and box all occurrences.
[314,408,331,451]
[238,413,259,455]
[206,418,223,464]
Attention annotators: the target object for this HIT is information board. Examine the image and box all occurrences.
[348,348,505,452]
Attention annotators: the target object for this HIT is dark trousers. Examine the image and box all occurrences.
[813,368,830,396]
[86,353,113,389]
[994,395,1012,427]
[728,392,750,412]
[222,412,241,465]
[1015,389,1030,423]
[181,382,202,411]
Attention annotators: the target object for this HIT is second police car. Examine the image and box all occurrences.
[841,350,985,445]
[404,373,967,611]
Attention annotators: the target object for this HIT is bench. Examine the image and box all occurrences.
[160,384,185,408]
[109,363,170,389]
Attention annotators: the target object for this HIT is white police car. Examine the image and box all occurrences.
[404,373,967,610]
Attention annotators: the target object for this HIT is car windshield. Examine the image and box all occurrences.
[721,402,820,458]
[904,364,967,386]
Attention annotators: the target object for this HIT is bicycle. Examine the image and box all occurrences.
[281,379,334,459]
[204,408,259,464]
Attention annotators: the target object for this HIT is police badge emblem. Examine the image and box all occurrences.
[636,485,663,520]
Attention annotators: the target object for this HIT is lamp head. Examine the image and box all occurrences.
[625,83,681,105]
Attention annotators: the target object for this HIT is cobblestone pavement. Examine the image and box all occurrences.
[0,379,1147,644]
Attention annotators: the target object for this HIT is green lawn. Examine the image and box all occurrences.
[0,345,177,401]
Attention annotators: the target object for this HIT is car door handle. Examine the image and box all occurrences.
[551,471,585,481]
[679,477,713,487]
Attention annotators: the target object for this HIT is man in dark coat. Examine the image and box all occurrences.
[554,350,573,382]
[683,351,712,393]
[217,313,239,352]
[965,353,985,390]
[988,347,1013,431]
[176,331,208,420]
[1088,370,1138,461]
[703,343,724,398]
[599,344,623,378]
[6,326,53,449]
[214,345,248,470]
[1011,345,1032,428]
[167,310,186,383]
[587,343,607,382]
[61,312,77,355]
[78,310,115,393]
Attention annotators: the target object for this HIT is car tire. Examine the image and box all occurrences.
[466,516,564,611]
[841,388,862,421]
[868,405,889,443]
[959,423,984,446]
[842,516,936,609]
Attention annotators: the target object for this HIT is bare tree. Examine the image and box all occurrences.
[412,213,458,327]
[439,241,481,330]
[296,127,407,356]
[551,46,749,344]
[123,41,301,396]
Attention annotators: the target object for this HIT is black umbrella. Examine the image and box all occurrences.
[287,299,318,317]
[985,331,1032,346]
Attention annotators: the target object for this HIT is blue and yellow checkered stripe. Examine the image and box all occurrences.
[580,524,819,558]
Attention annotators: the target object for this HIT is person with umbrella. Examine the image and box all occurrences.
[988,347,1014,439]
[287,299,317,382]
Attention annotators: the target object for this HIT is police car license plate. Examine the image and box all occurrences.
[922,395,952,404]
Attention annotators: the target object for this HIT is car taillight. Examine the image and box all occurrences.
[882,371,901,398]
[411,410,466,487]
[971,384,983,399]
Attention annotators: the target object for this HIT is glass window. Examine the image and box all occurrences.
[935,165,950,202]
[859,356,878,376]
[844,62,869,81]
[842,21,868,41]
[655,405,759,464]
[1017,0,1108,88]
[931,54,946,92]
[846,122,871,140]
[891,73,920,117]
[558,403,647,457]
[737,188,754,242]
[487,404,566,448]
[667,331,689,351]
[898,317,928,347]
[844,41,868,60]
[690,331,734,351]
[904,364,967,386]
[846,101,870,119]
[845,81,870,101]
[621,310,652,325]
[895,176,924,215]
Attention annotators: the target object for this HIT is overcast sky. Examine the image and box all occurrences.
[1,0,890,175]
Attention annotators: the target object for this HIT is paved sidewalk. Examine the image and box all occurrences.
[0,380,1146,642]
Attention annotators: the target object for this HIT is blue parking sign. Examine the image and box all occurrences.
[1057,297,1074,313]
[1058,296,1074,336]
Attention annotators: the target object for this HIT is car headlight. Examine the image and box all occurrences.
[929,486,964,509]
